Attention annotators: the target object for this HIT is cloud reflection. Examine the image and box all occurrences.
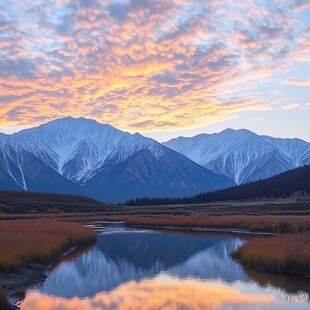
[20,277,276,310]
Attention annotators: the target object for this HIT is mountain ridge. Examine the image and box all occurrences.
[164,129,310,184]
[0,117,234,202]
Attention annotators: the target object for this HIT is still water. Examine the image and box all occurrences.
[19,222,309,309]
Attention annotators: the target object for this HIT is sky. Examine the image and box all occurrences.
[0,0,309,142]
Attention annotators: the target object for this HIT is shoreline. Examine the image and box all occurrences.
[1,217,309,309]
[126,223,275,236]
[88,219,309,278]
[0,220,96,310]
[230,232,310,278]
[0,241,96,310]
[124,223,309,277]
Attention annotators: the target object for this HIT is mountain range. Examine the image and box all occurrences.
[164,129,310,184]
[0,117,309,202]
[0,117,233,202]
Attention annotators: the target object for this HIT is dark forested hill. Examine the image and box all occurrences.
[126,165,310,206]
[0,190,106,213]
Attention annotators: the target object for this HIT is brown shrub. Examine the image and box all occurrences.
[44,208,63,214]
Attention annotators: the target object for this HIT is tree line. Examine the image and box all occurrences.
[125,165,310,206]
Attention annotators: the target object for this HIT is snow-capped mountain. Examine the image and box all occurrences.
[0,118,234,202]
[164,129,310,184]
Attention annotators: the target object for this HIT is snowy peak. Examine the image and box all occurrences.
[164,129,310,184]
[0,118,234,202]
[2,117,145,181]
[3,119,307,202]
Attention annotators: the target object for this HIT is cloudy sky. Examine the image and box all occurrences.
[0,0,309,141]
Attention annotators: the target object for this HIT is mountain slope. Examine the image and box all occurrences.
[164,129,310,184]
[126,165,310,205]
[0,167,23,191]
[0,118,234,202]
[0,145,81,195]
[1,118,128,182]
[84,148,233,202]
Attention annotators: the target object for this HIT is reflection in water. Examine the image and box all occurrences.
[242,266,310,303]
[19,227,309,309]
[21,278,277,310]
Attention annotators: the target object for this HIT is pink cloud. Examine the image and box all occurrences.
[0,0,308,131]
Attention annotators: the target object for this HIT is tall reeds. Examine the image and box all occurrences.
[0,220,96,271]
[123,214,310,233]
[232,233,310,275]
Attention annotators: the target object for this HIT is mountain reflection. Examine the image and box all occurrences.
[19,228,310,310]
[41,230,246,298]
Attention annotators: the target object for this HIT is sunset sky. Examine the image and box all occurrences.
[0,0,309,141]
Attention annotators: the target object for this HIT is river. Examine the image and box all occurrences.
[19,222,309,309]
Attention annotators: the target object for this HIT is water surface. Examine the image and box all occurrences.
[19,222,309,309]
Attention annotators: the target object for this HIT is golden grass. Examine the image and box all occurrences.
[2,214,310,234]
[119,214,310,233]
[232,233,310,275]
[1,214,309,277]
[0,220,96,271]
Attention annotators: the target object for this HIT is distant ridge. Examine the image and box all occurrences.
[126,165,310,205]
[164,129,310,184]
[0,190,105,213]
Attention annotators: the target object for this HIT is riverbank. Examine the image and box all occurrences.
[127,223,275,235]
[120,214,310,233]
[1,212,309,307]
[232,233,310,276]
[93,214,310,276]
[0,220,96,309]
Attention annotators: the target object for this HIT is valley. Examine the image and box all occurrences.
[0,192,309,309]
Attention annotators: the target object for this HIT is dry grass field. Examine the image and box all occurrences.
[0,195,309,279]
[0,220,96,271]
[119,214,310,233]
[233,233,310,275]
[115,214,310,275]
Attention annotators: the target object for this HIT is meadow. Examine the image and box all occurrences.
[232,233,310,275]
[121,214,310,233]
[0,220,96,271]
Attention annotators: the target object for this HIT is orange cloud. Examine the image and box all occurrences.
[281,103,301,110]
[287,79,310,86]
[0,0,308,132]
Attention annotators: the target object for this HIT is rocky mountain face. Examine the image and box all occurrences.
[0,118,234,202]
[164,129,310,184]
